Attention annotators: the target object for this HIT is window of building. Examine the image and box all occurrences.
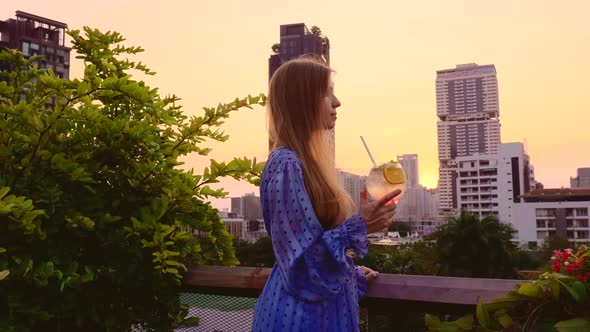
[537,231,548,239]
[578,231,590,239]
[22,42,30,56]
[567,230,575,238]
[536,220,545,228]
[576,208,588,217]
[576,219,589,228]
[536,209,556,218]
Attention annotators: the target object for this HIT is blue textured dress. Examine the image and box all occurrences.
[251,147,370,332]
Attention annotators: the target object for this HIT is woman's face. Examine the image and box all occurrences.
[319,79,341,130]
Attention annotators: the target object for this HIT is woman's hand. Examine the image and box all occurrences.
[358,265,379,282]
[359,188,401,234]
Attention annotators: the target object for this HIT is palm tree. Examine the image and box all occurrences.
[428,210,518,278]
[310,25,322,36]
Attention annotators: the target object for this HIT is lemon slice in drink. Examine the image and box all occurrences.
[383,164,406,184]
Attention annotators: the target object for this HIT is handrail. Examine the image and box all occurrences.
[182,265,525,305]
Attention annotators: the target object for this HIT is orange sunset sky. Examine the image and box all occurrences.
[4,1,590,211]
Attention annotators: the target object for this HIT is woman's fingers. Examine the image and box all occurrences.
[376,189,401,207]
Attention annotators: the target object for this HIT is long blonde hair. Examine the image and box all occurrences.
[268,57,352,229]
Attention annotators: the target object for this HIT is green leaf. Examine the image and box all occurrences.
[496,312,513,328]
[517,282,543,298]
[476,303,492,329]
[554,319,590,332]
[454,315,474,330]
[556,279,589,303]
[424,314,442,330]
[0,187,10,199]
[0,270,9,281]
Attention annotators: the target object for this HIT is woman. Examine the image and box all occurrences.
[251,57,400,332]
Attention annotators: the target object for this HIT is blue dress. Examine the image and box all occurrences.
[251,147,370,332]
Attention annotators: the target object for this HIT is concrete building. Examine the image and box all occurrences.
[454,142,533,225]
[337,170,366,213]
[513,189,590,247]
[436,63,501,215]
[222,218,246,240]
[229,193,263,220]
[398,154,419,188]
[0,11,70,78]
[571,168,590,189]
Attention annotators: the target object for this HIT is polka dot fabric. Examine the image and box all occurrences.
[252,147,370,332]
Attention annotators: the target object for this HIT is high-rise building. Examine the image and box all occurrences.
[229,193,263,220]
[242,193,263,221]
[397,154,419,188]
[337,170,366,213]
[0,11,70,79]
[436,63,501,215]
[268,23,334,161]
[269,23,329,79]
[571,168,590,188]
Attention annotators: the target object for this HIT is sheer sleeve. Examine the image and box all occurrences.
[262,153,369,302]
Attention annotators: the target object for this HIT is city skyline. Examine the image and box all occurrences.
[2,1,589,212]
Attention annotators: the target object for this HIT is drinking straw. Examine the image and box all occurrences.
[360,136,377,168]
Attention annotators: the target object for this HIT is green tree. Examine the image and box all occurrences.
[310,25,322,36]
[271,43,280,54]
[388,221,411,236]
[0,27,265,331]
[428,211,518,279]
[356,241,439,276]
[233,237,275,267]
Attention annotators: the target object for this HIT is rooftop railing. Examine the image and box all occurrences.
[179,265,527,331]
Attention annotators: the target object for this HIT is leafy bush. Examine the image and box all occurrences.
[233,237,275,268]
[355,241,439,276]
[0,28,264,331]
[426,246,590,331]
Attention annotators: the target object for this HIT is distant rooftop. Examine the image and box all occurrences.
[436,63,496,75]
[522,188,590,202]
[15,10,67,28]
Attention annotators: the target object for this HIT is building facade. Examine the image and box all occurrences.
[454,142,533,224]
[513,189,590,246]
[337,170,366,213]
[436,63,501,215]
[229,193,263,220]
[398,154,419,188]
[571,168,590,189]
[0,11,70,78]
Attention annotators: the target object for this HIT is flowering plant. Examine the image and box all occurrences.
[426,245,590,331]
[551,246,590,282]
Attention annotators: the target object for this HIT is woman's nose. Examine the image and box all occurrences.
[333,96,341,108]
